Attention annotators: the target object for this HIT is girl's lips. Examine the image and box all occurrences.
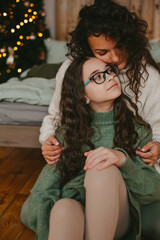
[107,83,118,90]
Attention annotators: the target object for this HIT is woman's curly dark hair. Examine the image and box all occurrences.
[55,57,150,186]
[67,0,160,103]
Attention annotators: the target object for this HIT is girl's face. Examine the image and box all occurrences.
[82,58,121,112]
[88,34,128,70]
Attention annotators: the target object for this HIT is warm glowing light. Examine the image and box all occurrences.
[26,36,30,40]
[0,54,2,58]
[16,25,20,29]
[33,11,37,15]
[3,53,7,57]
[14,47,18,51]
[17,41,21,45]
[24,19,28,23]
[3,12,7,16]
[29,18,33,22]
[16,0,20,2]
[24,14,28,18]
[38,32,43,37]
[30,3,34,7]
[19,35,23,39]
[32,15,36,19]
[7,69,11,73]
[17,68,22,73]
[20,22,24,26]
[28,9,32,13]
[11,29,15,33]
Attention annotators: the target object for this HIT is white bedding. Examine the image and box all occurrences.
[0,77,56,106]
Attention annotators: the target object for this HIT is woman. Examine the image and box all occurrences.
[40,1,160,239]
[21,57,160,240]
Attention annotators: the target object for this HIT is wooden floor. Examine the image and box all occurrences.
[0,147,45,240]
[0,147,149,240]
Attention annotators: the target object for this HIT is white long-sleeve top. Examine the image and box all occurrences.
[39,59,160,145]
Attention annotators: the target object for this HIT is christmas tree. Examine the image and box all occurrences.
[0,0,50,83]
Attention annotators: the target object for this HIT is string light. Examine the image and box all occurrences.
[24,19,28,23]
[33,11,37,15]
[0,54,2,58]
[28,9,32,13]
[7,69,11,73]
[24,14,28,18]
[2,53,7,57]
[17,41,21,45]
[30,3,34,7]
[16,25,20,29]
[29,18,33,22]
[14,47,18,51]
[11,29,15,33]
[17,68,22,73]
[37,32,43,37]
[19,35,23,39]
[20,22,24,26]
[3,12,7,17]
[16,0,20,2]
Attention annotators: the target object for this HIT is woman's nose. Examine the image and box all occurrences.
[110,50,120,63]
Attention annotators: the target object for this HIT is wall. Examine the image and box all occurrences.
[44,0,160,40]
[44,0,56,39]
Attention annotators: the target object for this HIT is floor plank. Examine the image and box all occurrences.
[0,147,44,240]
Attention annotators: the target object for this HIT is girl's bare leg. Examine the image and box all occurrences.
[84,165,130,240]
[48,198,85,240]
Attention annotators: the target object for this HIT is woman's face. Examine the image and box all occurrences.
[82,58,121,112]
[88,34,128,70]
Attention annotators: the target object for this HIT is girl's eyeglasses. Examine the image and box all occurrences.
[84,65,119,86]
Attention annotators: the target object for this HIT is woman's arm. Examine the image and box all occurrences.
[121,65,160,164]
[39,59,72,164]
[39,58,72,144]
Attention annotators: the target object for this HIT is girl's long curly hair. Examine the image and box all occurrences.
[55,57,150,186]
[67,0,160,103]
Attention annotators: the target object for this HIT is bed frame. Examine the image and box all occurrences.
[0,124,41,148]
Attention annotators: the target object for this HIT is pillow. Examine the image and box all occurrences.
[44,39,67,64]
[149,40,160,63]
[20,63,62,80]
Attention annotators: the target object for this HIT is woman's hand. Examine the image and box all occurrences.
[41,136,63,165]
[84,147,126,171]
[136,141,160,166]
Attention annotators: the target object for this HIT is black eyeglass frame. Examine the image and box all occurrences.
[84,64,119,86]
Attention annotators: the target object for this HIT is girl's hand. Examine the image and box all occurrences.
[136,141,160,167]
[84,147,126,171]
[41,136,63,165]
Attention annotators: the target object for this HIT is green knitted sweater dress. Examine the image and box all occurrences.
[25,110,160,240]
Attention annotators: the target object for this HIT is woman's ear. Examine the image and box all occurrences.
[85,96,90,104]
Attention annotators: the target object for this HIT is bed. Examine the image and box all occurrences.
[0,39,67,148]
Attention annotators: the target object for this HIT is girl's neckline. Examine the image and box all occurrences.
[93,109,114,125]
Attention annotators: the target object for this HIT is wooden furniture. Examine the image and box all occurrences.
[0,125,41,148]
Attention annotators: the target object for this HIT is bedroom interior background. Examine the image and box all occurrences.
[0,0,159,149]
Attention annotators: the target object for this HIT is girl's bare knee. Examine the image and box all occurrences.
[50,198,84,219]
[84,164,122,189]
